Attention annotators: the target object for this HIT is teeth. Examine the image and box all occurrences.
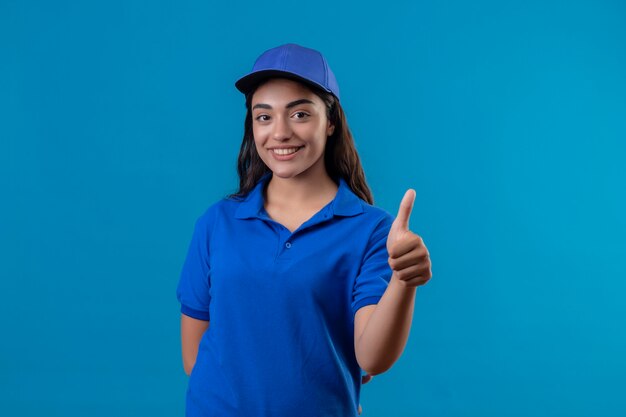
[273,147,301,155]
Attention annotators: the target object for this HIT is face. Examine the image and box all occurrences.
[251,78,335,180]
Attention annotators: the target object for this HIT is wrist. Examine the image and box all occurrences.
[390,271,417,292]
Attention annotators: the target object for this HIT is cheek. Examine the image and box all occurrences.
[300,125,326,145]
[251,126,260,142]
[313,133,328,152]
[252,130,267,150]
[254,142,268,161]
[252,122,269,139]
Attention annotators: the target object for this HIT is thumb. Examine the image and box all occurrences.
[393,189,416,232]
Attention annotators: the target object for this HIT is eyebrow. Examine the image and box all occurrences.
[252,98,315,111]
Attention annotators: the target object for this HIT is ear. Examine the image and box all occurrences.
[327,121,335,136]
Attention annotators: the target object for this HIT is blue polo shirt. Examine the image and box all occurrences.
[176,171,395,416]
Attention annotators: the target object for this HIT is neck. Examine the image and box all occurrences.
[264,169,338,208]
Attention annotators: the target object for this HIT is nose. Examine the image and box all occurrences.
[272,115,292,141]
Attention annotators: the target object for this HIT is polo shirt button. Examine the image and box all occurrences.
[285,242,292,249]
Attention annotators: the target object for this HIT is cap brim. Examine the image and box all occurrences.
[235,69,332,97]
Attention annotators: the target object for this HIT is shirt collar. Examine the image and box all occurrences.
[234,172,364,219]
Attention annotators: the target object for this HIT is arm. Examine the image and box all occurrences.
[181,313,210,375]
[355,189,431,375]
[354,272,416,376]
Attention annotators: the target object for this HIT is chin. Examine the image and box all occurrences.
[268,169,300,179]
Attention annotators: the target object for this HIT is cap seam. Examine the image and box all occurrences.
[279,45,289,70]
[320,52,329,89]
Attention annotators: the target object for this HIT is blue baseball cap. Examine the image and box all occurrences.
[235,43,341,101]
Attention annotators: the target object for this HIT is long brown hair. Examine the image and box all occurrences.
[226,78,374,205]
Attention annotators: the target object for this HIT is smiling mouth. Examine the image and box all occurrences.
[271,146,304,156]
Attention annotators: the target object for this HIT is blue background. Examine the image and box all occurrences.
[1,0,625,416]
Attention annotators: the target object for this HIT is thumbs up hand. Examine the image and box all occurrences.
[387,189,432,288]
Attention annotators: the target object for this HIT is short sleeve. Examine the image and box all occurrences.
[176,211,213,321]
[351,213,394,317]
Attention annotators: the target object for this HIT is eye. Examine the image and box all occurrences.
[293,111,310,119]
[255,114,270,122]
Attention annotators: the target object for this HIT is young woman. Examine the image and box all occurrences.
[176,43,432,417]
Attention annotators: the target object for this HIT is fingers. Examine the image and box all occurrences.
[393,262,431,282]
[387,233,423,259]
[401,274,432,287]
[388,243,428,270]
[393,189,416,232]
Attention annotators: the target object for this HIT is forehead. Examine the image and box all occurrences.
[251,78,321,106]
